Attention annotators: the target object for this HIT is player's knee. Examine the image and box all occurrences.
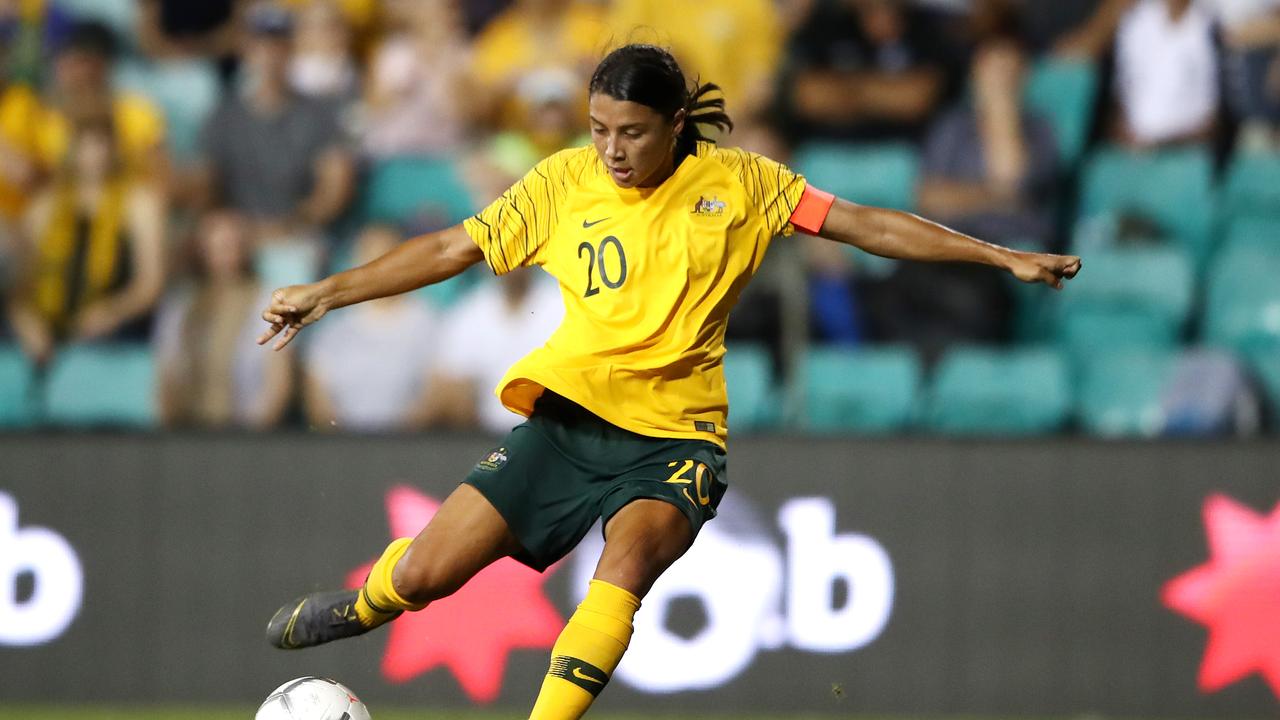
[597,502,694,596]
[391,553,464,605]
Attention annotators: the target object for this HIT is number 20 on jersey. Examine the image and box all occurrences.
[577,236,627,297]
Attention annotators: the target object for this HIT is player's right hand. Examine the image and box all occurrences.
[258,283,329,350]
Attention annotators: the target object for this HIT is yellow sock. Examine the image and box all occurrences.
[354,537,427,627]
[528,580,641,720]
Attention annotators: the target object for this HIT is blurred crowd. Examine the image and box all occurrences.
[0,0,1278,436]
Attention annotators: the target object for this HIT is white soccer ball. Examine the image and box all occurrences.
[255,676,372,720]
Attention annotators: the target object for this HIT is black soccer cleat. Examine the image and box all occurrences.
[265,589,400,650]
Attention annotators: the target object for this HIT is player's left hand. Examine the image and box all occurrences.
[1007,250,1081,290]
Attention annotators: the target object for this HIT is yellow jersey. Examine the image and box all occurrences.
[463,141,806,448]
[0,86,165,219]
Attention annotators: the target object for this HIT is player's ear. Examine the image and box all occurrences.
[671,109,686,140]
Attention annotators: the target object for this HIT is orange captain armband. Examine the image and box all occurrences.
[789,184,835,234]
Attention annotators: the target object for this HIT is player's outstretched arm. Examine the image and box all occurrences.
[258,224,483,350]
[815,197,1081,289]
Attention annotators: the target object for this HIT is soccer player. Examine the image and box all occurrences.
[258,44,1080,720]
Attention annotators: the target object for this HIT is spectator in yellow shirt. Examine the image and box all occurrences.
[471,0,611,129]
[0,21,167,222]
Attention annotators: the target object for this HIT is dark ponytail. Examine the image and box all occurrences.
[589,44,734,160]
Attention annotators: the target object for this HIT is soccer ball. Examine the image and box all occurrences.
[255,676,371,720]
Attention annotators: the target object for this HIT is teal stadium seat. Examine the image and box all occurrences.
[1203,244,1280,353]
[792,142,917,276]
[1077,349,1176,437]
[1058,308,1179,360]
[1219,152,1280,221]
[1057,245,1193,358]
[1077,147,1215,263]
[1024,58,1099,166]
[1218,217,1280,257]
[361,156,475,227]
[723,344,776,432]
[801,346,921,433]
[255,241,322,289]
[114,60,221,163]
[45,345,156,428]
[792,142,919,211]
[923,347,1070,435]
[0,346,36,427]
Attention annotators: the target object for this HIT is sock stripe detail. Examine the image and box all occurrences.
[547,655,610,697]
[359,586,399,616]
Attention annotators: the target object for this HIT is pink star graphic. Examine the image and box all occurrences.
[1162,493,1280,698]
[346,485,565,703]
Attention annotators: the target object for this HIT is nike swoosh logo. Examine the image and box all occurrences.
[572,667,606,684]
[582,217,609,228]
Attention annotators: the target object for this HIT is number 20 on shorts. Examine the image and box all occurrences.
[664,459,712,506]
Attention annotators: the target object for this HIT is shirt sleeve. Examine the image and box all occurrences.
[720,147,808,237]
[463,147,583,275]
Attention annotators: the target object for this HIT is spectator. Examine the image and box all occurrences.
[6,113,166,366]
[302,224,440,432]
[429,268,563,435]
[289,0,358,99]
[357,0,476,159]
[1112,0,1219,148]
[470,0,609,130]
[609,0,784,122]
[776,0,958,144]
[1202,0,1280,150]
[917,7,1059,251]
[195,1,355,283]
[852,7,1055,362]
[0,20,168,225]
[154,210,293,428]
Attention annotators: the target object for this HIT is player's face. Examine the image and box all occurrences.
[588,93,684,189]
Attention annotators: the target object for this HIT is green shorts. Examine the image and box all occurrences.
[463,391,728,571]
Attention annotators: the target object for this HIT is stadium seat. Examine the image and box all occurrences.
[1077,147,1215,263]
[923,346,1070,435]
[723,344,777,432]
[1203,245,1280,352]
[1024,58,1099,166]
[360,155,475,227]
[114,59,221,163]
[1058,307,1180,360]
[1056,245,1193,357]
[1076,348,1176,437]
[1217,217,1280,257]
[0,346,36,427]
[792,142,919,212]
[800,345,921,433]
[792,142,916,276]
[255,241,322,289]
[1219,151,1280,221]
[45,345,157,428]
